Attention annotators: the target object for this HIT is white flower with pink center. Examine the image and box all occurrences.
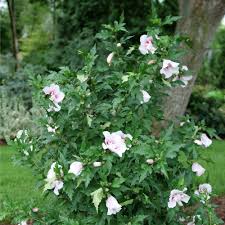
[168,188,190,208]
[173,75,193,87]
[68,161,83,176]
[106,195,122,215]
[45,162,64,195]
[180,75,193,87]
[139,35,156,55]
[160,59,179,79]
[194,133,212,148]
[102,131,132,157]
[43,84,65,104]
[192,162,205,176]
[195,183,212,196]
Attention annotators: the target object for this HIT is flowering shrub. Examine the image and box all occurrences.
[13,18,222,225]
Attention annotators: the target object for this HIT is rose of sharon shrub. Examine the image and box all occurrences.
[14,18,222,225]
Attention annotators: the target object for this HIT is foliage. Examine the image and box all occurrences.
[1,0,179,70]
[19,1,53,65]
[0,7,11,54]
[0,88,43,140]
[187,86,225,138]
[187,26,225,138]
[12,19,222,225]
[198,27,225,89]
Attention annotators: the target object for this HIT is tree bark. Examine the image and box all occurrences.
[6,0,19,70]
[163,0,225,123]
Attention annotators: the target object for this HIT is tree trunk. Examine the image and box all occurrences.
[6,0,19,70]
[163,0,225,123]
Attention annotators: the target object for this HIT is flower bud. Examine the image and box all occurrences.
[148,60,156,65]
[107,52,114,66]
[146,159,154,165]
[68,161,83,176]
[32,207,39,212]
[93,161,102,167]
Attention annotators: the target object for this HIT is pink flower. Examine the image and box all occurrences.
[194,133,212,148]
[141,90,151,104]
[168,189,190,208]
[107,52,114,66]
[106,195,122,215]
[68,161,83,176]
[102,131,131,157]
[43,84,65,104]
[192,162,205,176]
[139,35,156,55]
[160,59,179,79]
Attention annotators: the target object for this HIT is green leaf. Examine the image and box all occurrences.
[43,181,52,192]
[77,74,88,83]
[87,114,93,127]
[121,199,133,206]
[163,16,181,25]
[122,75,129,83]
[178,151,189,168]
[112,177,126,188]
[160,164,169,179]
[162,79,172,87]
[166,144,184,159]
[90,188,104,213]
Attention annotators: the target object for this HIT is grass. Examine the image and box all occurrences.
[0,145,44,223]
[199,140,225,195]
[0,145,42,204]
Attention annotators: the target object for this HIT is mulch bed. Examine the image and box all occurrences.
[0,139,6,145]
[213,196,225,223]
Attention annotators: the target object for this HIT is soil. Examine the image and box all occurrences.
[0,139,6,145]
[213,196,225,224]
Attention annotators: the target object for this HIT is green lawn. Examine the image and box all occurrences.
[0,146,42,203]
[0,145,44,222]
[199,140,225,194]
